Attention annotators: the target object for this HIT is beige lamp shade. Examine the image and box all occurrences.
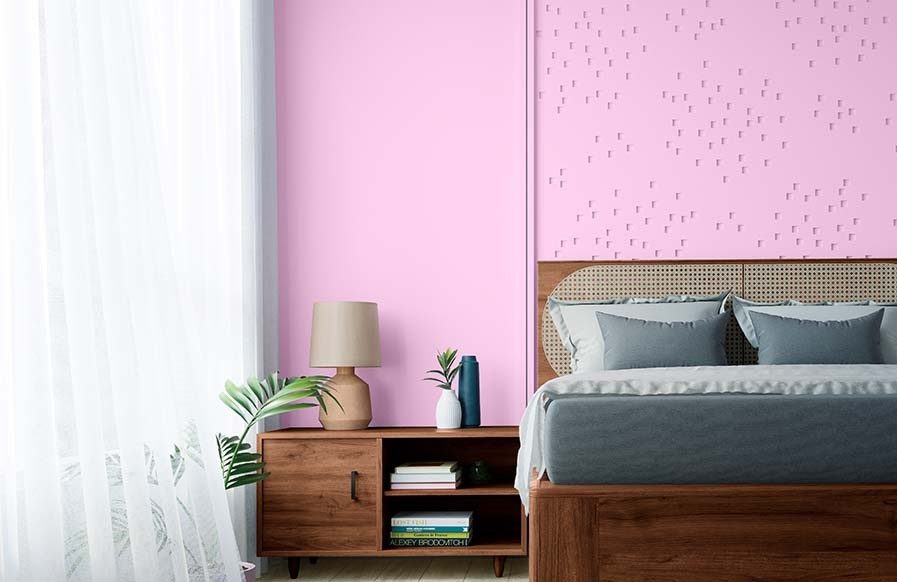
[309,301,381,368]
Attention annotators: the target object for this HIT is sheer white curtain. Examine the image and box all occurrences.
[0,1,273,580]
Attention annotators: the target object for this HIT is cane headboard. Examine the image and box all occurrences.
[538,260,897,387]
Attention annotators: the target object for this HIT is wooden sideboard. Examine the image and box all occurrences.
[257,426,526,578]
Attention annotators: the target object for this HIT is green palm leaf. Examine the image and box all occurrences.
[218,393,249,423]
[246,377,265,406]
[224,381,254,417]
[228,473,270,488]
[216,372,337,490]
[256,402,317,420]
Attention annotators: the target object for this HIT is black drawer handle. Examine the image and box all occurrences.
[350,470,358,501]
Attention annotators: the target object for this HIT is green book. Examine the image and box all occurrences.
[391,526,469,533]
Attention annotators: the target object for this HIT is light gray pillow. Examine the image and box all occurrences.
[595,311,730,371]
[548,292,729,372]
[749,309,885,365]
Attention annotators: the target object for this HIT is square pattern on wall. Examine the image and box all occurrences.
[536,0,897,260]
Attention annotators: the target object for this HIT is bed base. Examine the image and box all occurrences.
[529,477,897,581]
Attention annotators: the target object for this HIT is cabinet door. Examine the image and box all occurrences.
[259,438,380,553]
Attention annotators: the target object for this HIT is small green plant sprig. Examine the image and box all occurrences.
[423,348,461,391]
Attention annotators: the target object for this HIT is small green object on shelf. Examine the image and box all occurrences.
[465,460,493,485]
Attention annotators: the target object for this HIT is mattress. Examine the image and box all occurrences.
[516,364,897,512]
[544,393,897,484]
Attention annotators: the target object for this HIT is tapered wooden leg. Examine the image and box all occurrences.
[288,557,300,579]
[308,557,318,565]
[493,556,506,577]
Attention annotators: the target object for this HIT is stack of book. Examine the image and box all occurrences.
[389,461,461,490]
[389,511,473,547]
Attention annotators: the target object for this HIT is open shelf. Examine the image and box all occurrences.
[384,483,518,497]
[383,484,525,558]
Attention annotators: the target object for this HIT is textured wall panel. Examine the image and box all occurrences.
[536,0,897,260]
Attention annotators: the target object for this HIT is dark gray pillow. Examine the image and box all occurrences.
[595,311,730,370]
[749,309,884,365]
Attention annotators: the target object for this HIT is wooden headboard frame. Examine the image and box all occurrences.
[537,259,897,388]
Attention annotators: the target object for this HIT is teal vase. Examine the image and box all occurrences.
[458,355,480,427]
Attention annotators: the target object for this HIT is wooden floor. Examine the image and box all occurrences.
[258,557,528,581]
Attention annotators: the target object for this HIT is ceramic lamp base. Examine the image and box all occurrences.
[319,367,372,430]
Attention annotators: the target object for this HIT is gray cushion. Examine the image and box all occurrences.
[595,311,729,370]
[548,292,729,372]
[750,309,884,365]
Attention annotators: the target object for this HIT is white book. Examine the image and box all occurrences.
[390,482,460,490]
[393,462,458,475]
[391,511,473,527]
[390,471,459,484]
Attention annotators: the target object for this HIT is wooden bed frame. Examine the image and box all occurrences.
[530,259,897,582]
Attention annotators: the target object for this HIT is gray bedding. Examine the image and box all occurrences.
[544,393,897,484]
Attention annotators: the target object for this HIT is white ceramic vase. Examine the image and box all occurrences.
[435,388,462,430]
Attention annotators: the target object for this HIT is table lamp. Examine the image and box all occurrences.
[309,301,381,430]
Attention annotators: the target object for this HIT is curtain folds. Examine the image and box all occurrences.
[0,1,272,580]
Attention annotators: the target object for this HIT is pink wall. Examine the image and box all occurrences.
[275,2,896,410]
[276,0,528,426]
[536,0,897,260]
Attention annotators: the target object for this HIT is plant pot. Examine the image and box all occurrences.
[435,389,462,430]
[240,561,256,582]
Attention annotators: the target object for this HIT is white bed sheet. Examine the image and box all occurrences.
[516,364,897,512]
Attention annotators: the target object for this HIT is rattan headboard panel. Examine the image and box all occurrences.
[538,260,897,387]
[744,262,897,303]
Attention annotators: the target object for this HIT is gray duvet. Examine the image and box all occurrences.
[516,364,897,512]
[545,393,897,484]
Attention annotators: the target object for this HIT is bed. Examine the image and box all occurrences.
[524,260,897,582]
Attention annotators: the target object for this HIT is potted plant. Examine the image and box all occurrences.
[424,348,463,430]
[217,372,337,581]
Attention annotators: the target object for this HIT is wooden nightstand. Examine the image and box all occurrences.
[257,426,526,578]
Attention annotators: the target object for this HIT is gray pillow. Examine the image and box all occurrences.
[595,311,730,370]
[548,292,729,372]
[749,309,884,365]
